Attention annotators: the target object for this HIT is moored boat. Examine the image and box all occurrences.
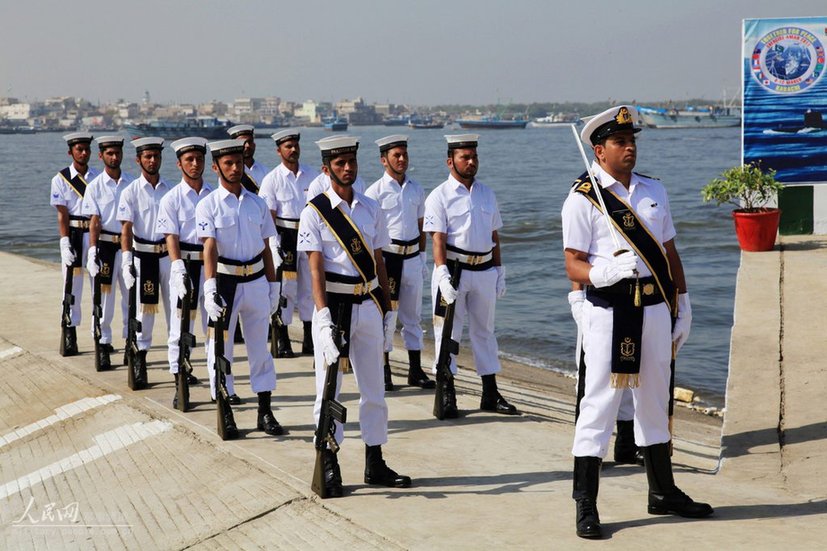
[637,105,741,128]
[456,115,528,129]
[124,117,230,139]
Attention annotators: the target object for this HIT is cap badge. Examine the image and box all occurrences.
[615,107,633,125]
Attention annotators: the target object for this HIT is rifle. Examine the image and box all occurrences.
[176,260,196,412]
[214,302,238,440]
[92,265,104,371]
[58,263,75,356]
[311,304,348,498]
[126,256,143,390]
[433,259,462,420]
[269,261,288,358]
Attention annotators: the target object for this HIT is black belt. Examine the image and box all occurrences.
[446,244,494,271]
[586,277,665,308]
[180,241,204,264]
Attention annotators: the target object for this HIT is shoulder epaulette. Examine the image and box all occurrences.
[634,172,660,181]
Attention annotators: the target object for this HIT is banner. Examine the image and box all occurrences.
[743,18,827,185]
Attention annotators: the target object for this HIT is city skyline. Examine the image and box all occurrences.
[2,1,824,105]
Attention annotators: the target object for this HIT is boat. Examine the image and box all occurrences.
[323,116,348,131]
[407,114,444,129]
[455,115,528,129]
[528,113,581,128]
[637,105,741,128]
[124,117,230,139]
[383,115,409,126]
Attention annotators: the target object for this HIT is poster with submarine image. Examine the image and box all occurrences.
[743,17,827,184]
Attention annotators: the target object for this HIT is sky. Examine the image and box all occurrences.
[1,0,824,106]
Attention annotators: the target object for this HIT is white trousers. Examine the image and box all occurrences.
[206,276,276,398]
[167,270,208,374]
[133,255,171,350]
[60,233,90,327]
[391,254,424,351]
[312,300,388,447]
[280,252,314,325]
[96,249,129,344]
[576,328,635,421]
[430,267,501,376]
[572,300,673,458]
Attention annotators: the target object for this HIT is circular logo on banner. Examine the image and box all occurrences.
[751,27,825,94]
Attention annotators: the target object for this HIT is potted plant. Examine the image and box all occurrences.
[701,163,785,252]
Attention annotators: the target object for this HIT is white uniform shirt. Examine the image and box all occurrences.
[117,175,173,241]
[423,175,502,252]
[50,164,101,216]
[155,180,213,244]
[365,172,425,242]
[195,185,276,262]
[561,162,676,279]
[306,173,367,201]
[259,163,320,219]
[82,170,135,233]
[298,190,390,277]
[245,160,270,189]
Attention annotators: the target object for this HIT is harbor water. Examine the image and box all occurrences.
[0,126,741,406]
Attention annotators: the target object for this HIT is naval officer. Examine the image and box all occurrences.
[156,137,213,406]
[562,105,711,539]
[83,135,134,368]
[298,135,411,497]
[197,138,283,437]
[258,129,320,357]
[227,124,269,194]
[51,132,100,356]
[423,134,517,418]
[365,135,433,391]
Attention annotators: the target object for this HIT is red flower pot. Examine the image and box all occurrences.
[731,208,781,252]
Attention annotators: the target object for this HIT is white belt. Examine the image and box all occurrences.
[217,259,264,277]
[99,233,121,244]
[276,218,299,230]
[383,242,419,256]
[181,250,204,261]
[134,241,167,254]
[326,277,379,296]
[69,219,90,229]
[446,250,493,266]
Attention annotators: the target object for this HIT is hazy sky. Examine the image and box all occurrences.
[1,0,824,105]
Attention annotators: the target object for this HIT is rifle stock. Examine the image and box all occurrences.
[433,260,462,420]
[311,304,348,498]
[214,304,237,440]
[176,261,195,412]
[126,257,143,390]
[59,265,75,356]
[269,262,287,358]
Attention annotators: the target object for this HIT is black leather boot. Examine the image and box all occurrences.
[407,350,435,389]
[135,349,148,389]
[256,391,284,436]
[302,321,314,355]
[322,449,344,498]
[276,325,295,358]
[573,456,603,539]
[384,353,395,391]
[642,443,713,517]
[480,374,517,414]
[614,420,644,465]
[364,445,411,488]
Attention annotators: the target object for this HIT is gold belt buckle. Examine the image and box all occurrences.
[353,282,364,295]
[468,255,480,266]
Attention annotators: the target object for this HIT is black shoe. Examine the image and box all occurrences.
[276,325,295,358]
[322,449,344,498]
[186,373,199,385]
[643,443,713,518]
[302,321,314,355]
[406,351,435,389]
[614,420,643,465]
[364,445,411,488]
[384,356,395,392]
[135,350,148,389]
[576,498,603,538]
[103,343,115,354]
[228,394,242,405]
[573,456,603,539]
[257,411,284,436]
[221,410,239,440]
[480,392,518,415]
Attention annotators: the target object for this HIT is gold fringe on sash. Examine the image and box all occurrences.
[282,271,297,280]
[340,357,350,373]
[190,311,197,321]
[390,300,399,310]
[142,304,158,314]
[610,372,640,389]
[101,284,112,295]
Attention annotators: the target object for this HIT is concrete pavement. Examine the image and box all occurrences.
[0,245,825,549]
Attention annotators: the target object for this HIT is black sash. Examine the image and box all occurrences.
[241,172,259,194]
[67,215,86,269]
[573,172,677,388]
[177,243,204,317]
[433,260,463,320]
[382,237,418,309]
[134,236,166,313]
[59,167,88,198]
[308,193,385,314]
[275,220,299,276]
[97,231,120,293]
[207,252,264,330]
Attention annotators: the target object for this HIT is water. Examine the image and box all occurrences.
[0,126,742,406]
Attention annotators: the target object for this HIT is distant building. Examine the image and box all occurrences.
[0,102,31,121]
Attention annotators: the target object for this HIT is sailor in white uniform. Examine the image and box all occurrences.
[227,124,269,194]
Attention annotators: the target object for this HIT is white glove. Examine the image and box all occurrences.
[86,246,99,278]
[269,237,283,268]
[269,281,281,315]
[436,264,457,305]
[589,251,638,288]
[672,292,692,353]
[568,290,585,328]
[383,310,397,353]
[313,307,340,365]
[495,266,506,298]
[59,236,75,266]
[420,252,429,280]
[170,259,189,300]
[203,278,225,322]
[121,251,135,289]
